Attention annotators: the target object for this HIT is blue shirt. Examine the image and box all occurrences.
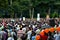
[32,36,35,40]
[54,34,60,40]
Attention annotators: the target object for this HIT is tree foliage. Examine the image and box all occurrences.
[0,0,60,18]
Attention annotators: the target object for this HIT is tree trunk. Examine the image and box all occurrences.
[31,8,34,20]
[29,0,32,19]
[11,12,14,18]
[10,0,12,5]
[48,7,50,15]
[21,11,22,17]
[46,7,50,18]
[15,13,17,18]
[29,8,31,19]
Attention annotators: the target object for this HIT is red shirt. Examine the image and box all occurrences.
[41,35,48,40]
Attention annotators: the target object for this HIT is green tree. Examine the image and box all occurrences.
[12,0,29,18]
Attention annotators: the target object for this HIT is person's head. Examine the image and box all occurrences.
[48,31,52,36]
[32,31,36,36]
[42,28,45,30]
[2,28,4,31]
[55,31,59,34]
[44,31,48,36]
[37,27,40,29]
[12,29,15,32]
[20,28,22,30]
[29,27,33,31]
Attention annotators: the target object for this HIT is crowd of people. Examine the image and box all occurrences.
[0,18,60,40]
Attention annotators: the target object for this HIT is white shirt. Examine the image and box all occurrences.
[35,29,40,34]
[32,25,35,29]
[11,32,16,37]
[7,37,14,40]
[54,34,60,40]
[27,30,32,39]
[59,24,60,27]
[0,26,4,31]
[22,27,26,33]
[16,25,20,30]
[0,31,3,38]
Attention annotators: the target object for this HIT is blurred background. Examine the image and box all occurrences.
[0,0,60,18]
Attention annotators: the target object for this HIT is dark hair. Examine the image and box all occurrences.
[32,31,36,36]
[48,31,52,36]
[20,28,22,30]
[44,31,48,36]
[29,27,32,30]
[2,28,4,31]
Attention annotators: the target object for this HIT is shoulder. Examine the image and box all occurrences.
[54,34,57,37]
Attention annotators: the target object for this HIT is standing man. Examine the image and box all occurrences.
[54,31,60,40]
